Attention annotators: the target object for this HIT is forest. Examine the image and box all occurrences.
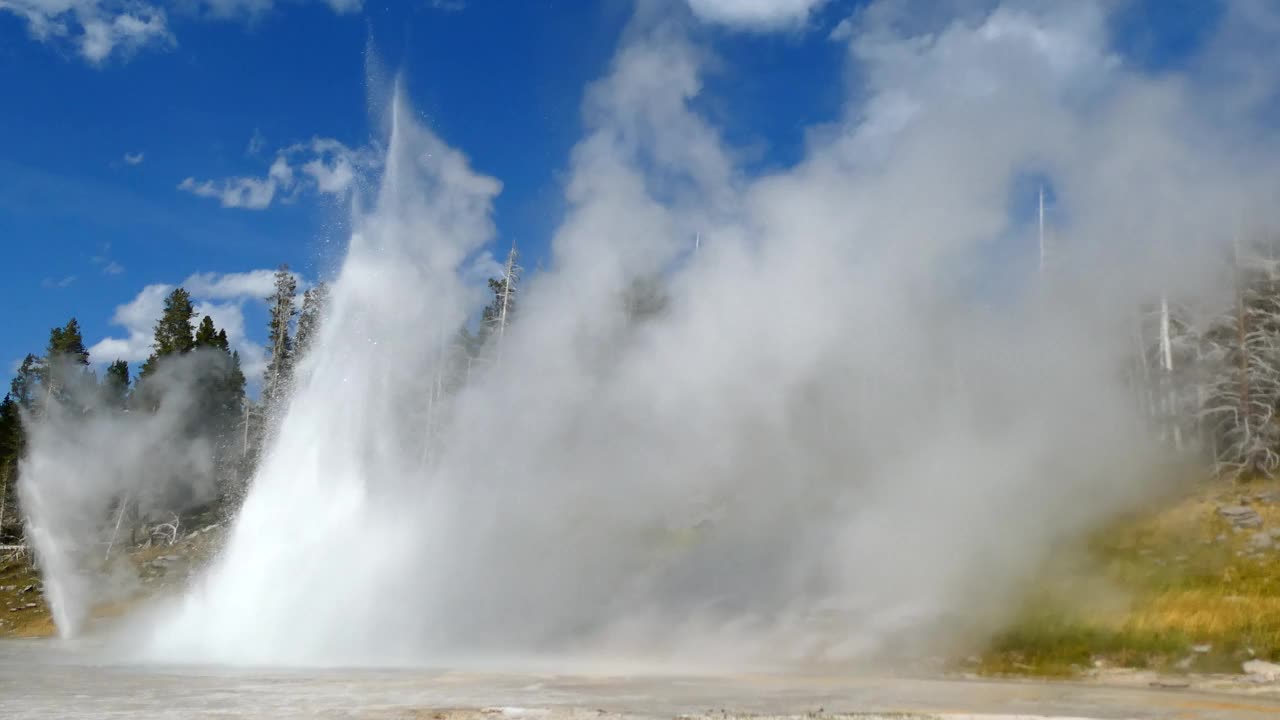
[4,232,1280,550]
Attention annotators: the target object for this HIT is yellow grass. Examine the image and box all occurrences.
[979,478,1280,676]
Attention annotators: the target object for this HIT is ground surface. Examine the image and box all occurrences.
[2,639,1280,720]
[976,478,1280,676]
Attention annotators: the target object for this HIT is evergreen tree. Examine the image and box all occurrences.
[478,247,520,350]
[45,318,90,365]
[263,265,298,410]
[103,360,130,409]
[9,354,41,411]
[622,275,669,324]
[140,288,196,378]
[0,393,19,542]
[40,317,92,404]
[193,315,220,349]
[295,281,330,360]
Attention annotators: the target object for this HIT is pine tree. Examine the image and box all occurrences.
[622,275,669,324]
[103,360,130,410]
[193,315,220,349]
[140,288,196,378]
[40,318,92,403]
[45,318,90,365]
[478,245,521,352]
[295,281,330,360]
[0,393,21,541]
[263,265,298,410]
[9,355,41,411]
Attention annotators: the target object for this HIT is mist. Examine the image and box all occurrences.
[19,350,238,638]
[20,0,1280,670]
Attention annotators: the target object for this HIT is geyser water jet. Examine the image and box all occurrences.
[125,1,1280,667]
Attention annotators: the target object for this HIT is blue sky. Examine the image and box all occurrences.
[0,0,1230,385]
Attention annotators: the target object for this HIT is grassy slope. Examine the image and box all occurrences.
[0,552,53,637]
[977,478,1280,677]
[0,526,220,639]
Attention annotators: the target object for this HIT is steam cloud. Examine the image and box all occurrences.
[20,352,234,638]
[21,0,1280,668]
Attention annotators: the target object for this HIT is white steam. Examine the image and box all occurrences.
[19,352,231,637]
[25,0,1280,667]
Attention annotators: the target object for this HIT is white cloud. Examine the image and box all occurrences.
[246,128,266,156]
[428,0,465,11]
[40,275,76,289]
[177,158,292,209]
[183,268,288,300]
[181,136,376,210]
[91,242,125,274]
[1,0,359,65]
[0,0,174,64]
[89,282,172,363]
[685,0,829,31]
[90,269,299,376]
[123,151,144,165]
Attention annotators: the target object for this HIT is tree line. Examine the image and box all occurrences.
[0,250,540,547]
[0,265,331,545]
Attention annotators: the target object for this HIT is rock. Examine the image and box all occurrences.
[1193,643,1213,653]
[18,584,35,595]
[1255,491,1280,504]
[1176,656,1194,670]
[1250,532,1274,550]
[1244,659,1280,680]
[1217,533,1228,543]
[22,603,35,608]
[1219,505,1263,528]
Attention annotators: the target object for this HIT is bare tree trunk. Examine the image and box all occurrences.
[1233,234,1253,479]
[1133,313,1155,423]
[0,464,8,542]
[1159,295,1184,451]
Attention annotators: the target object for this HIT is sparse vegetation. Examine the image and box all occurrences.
[976,478,1280,677]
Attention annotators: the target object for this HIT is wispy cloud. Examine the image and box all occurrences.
[0,0,174,65]
[684,0,830,31]
[178,156,293,210]
[41,275,76,289]
[2,1,360,65]
[179,136,378,210]
[428,0,466,11]
[123,151,144,165]
[91,241,124,275]
[246,128,266,156]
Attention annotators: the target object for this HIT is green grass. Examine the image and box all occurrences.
[976,478,1280,677]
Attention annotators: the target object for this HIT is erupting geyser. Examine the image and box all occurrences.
[19,1,1279,671]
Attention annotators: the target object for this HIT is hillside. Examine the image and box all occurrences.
[976,478,1280,679]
